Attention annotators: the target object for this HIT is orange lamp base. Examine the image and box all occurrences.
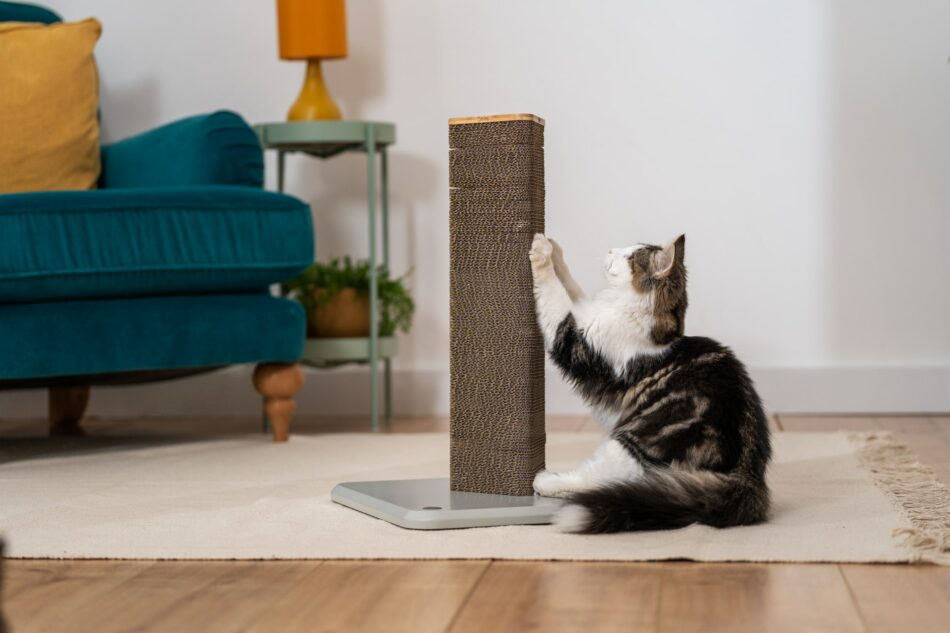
[288,58,342,121]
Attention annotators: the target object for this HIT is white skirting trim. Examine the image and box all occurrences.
[0,365,948,420]
[752,366,950,414]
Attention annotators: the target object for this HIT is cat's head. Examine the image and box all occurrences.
[603,235,687,345]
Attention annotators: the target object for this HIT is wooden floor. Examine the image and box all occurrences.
[1,413,948,633]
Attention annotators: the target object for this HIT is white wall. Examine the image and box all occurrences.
[8,0,949,417]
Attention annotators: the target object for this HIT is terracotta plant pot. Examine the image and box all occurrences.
[309,288,371,338]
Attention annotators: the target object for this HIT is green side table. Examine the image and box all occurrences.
[255,120,397,431]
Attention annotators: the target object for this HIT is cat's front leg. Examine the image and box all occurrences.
[534,439,644,498]
[549,239,586,302]
[530,234,573,348]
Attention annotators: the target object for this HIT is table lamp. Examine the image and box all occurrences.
[276,0,348,120]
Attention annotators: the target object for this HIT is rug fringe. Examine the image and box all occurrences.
[849,431,950,565]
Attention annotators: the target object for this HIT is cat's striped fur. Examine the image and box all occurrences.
[529,234,771,533]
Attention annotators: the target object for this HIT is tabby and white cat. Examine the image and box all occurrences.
[529,233,771,533]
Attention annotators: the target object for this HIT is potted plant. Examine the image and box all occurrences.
[281,257,414,338]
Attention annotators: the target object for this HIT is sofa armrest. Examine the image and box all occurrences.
[99,111,264,189]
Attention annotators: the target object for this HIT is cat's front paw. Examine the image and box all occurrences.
[549,238,566,270]
[529,233,554,272]
[533,470,574,498]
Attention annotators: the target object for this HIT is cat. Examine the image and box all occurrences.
[529,233,771,533]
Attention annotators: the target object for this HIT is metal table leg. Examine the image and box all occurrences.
[366,126,380,432]
[381,146,390,270]
[381,146,392,423]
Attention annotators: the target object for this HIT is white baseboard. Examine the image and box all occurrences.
[750,366,950,414]
[1,365,947,420]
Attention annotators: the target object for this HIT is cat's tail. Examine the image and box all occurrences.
[554,469,769,534]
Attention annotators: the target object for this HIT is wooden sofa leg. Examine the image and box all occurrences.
[253,363,304,442]
[49,386,90,436]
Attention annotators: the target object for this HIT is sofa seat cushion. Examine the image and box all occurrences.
[0,293,305,379]
[0,186,313,303]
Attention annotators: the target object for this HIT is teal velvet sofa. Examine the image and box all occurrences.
[0,2,313,440]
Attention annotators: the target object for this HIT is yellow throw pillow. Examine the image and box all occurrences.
[0,18,102,193]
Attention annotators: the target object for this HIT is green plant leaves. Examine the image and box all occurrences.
[281,256,415,336]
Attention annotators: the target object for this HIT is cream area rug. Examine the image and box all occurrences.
[1,432,947,563]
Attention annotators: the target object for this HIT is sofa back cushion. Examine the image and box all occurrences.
[0,18,102,193]
[0,1,60,24]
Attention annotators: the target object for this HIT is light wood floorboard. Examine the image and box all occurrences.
[2,414,948,632]
[840,563,950,633]
[656,563,864,633]
[3,560,155,633]
[451,561,662,633]
[245,561,488,633]
[144,561,319,633]
[70,562,243,633]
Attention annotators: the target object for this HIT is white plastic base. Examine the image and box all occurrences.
[331,477,561,530]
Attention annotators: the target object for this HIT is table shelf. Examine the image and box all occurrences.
[302,336,398,368]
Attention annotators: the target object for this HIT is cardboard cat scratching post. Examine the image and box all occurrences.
[448,114,547,496]
[331,114,558,529]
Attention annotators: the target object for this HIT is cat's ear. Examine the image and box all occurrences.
[654,234,685,279]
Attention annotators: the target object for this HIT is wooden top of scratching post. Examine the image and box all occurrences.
[449,113,545,126]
